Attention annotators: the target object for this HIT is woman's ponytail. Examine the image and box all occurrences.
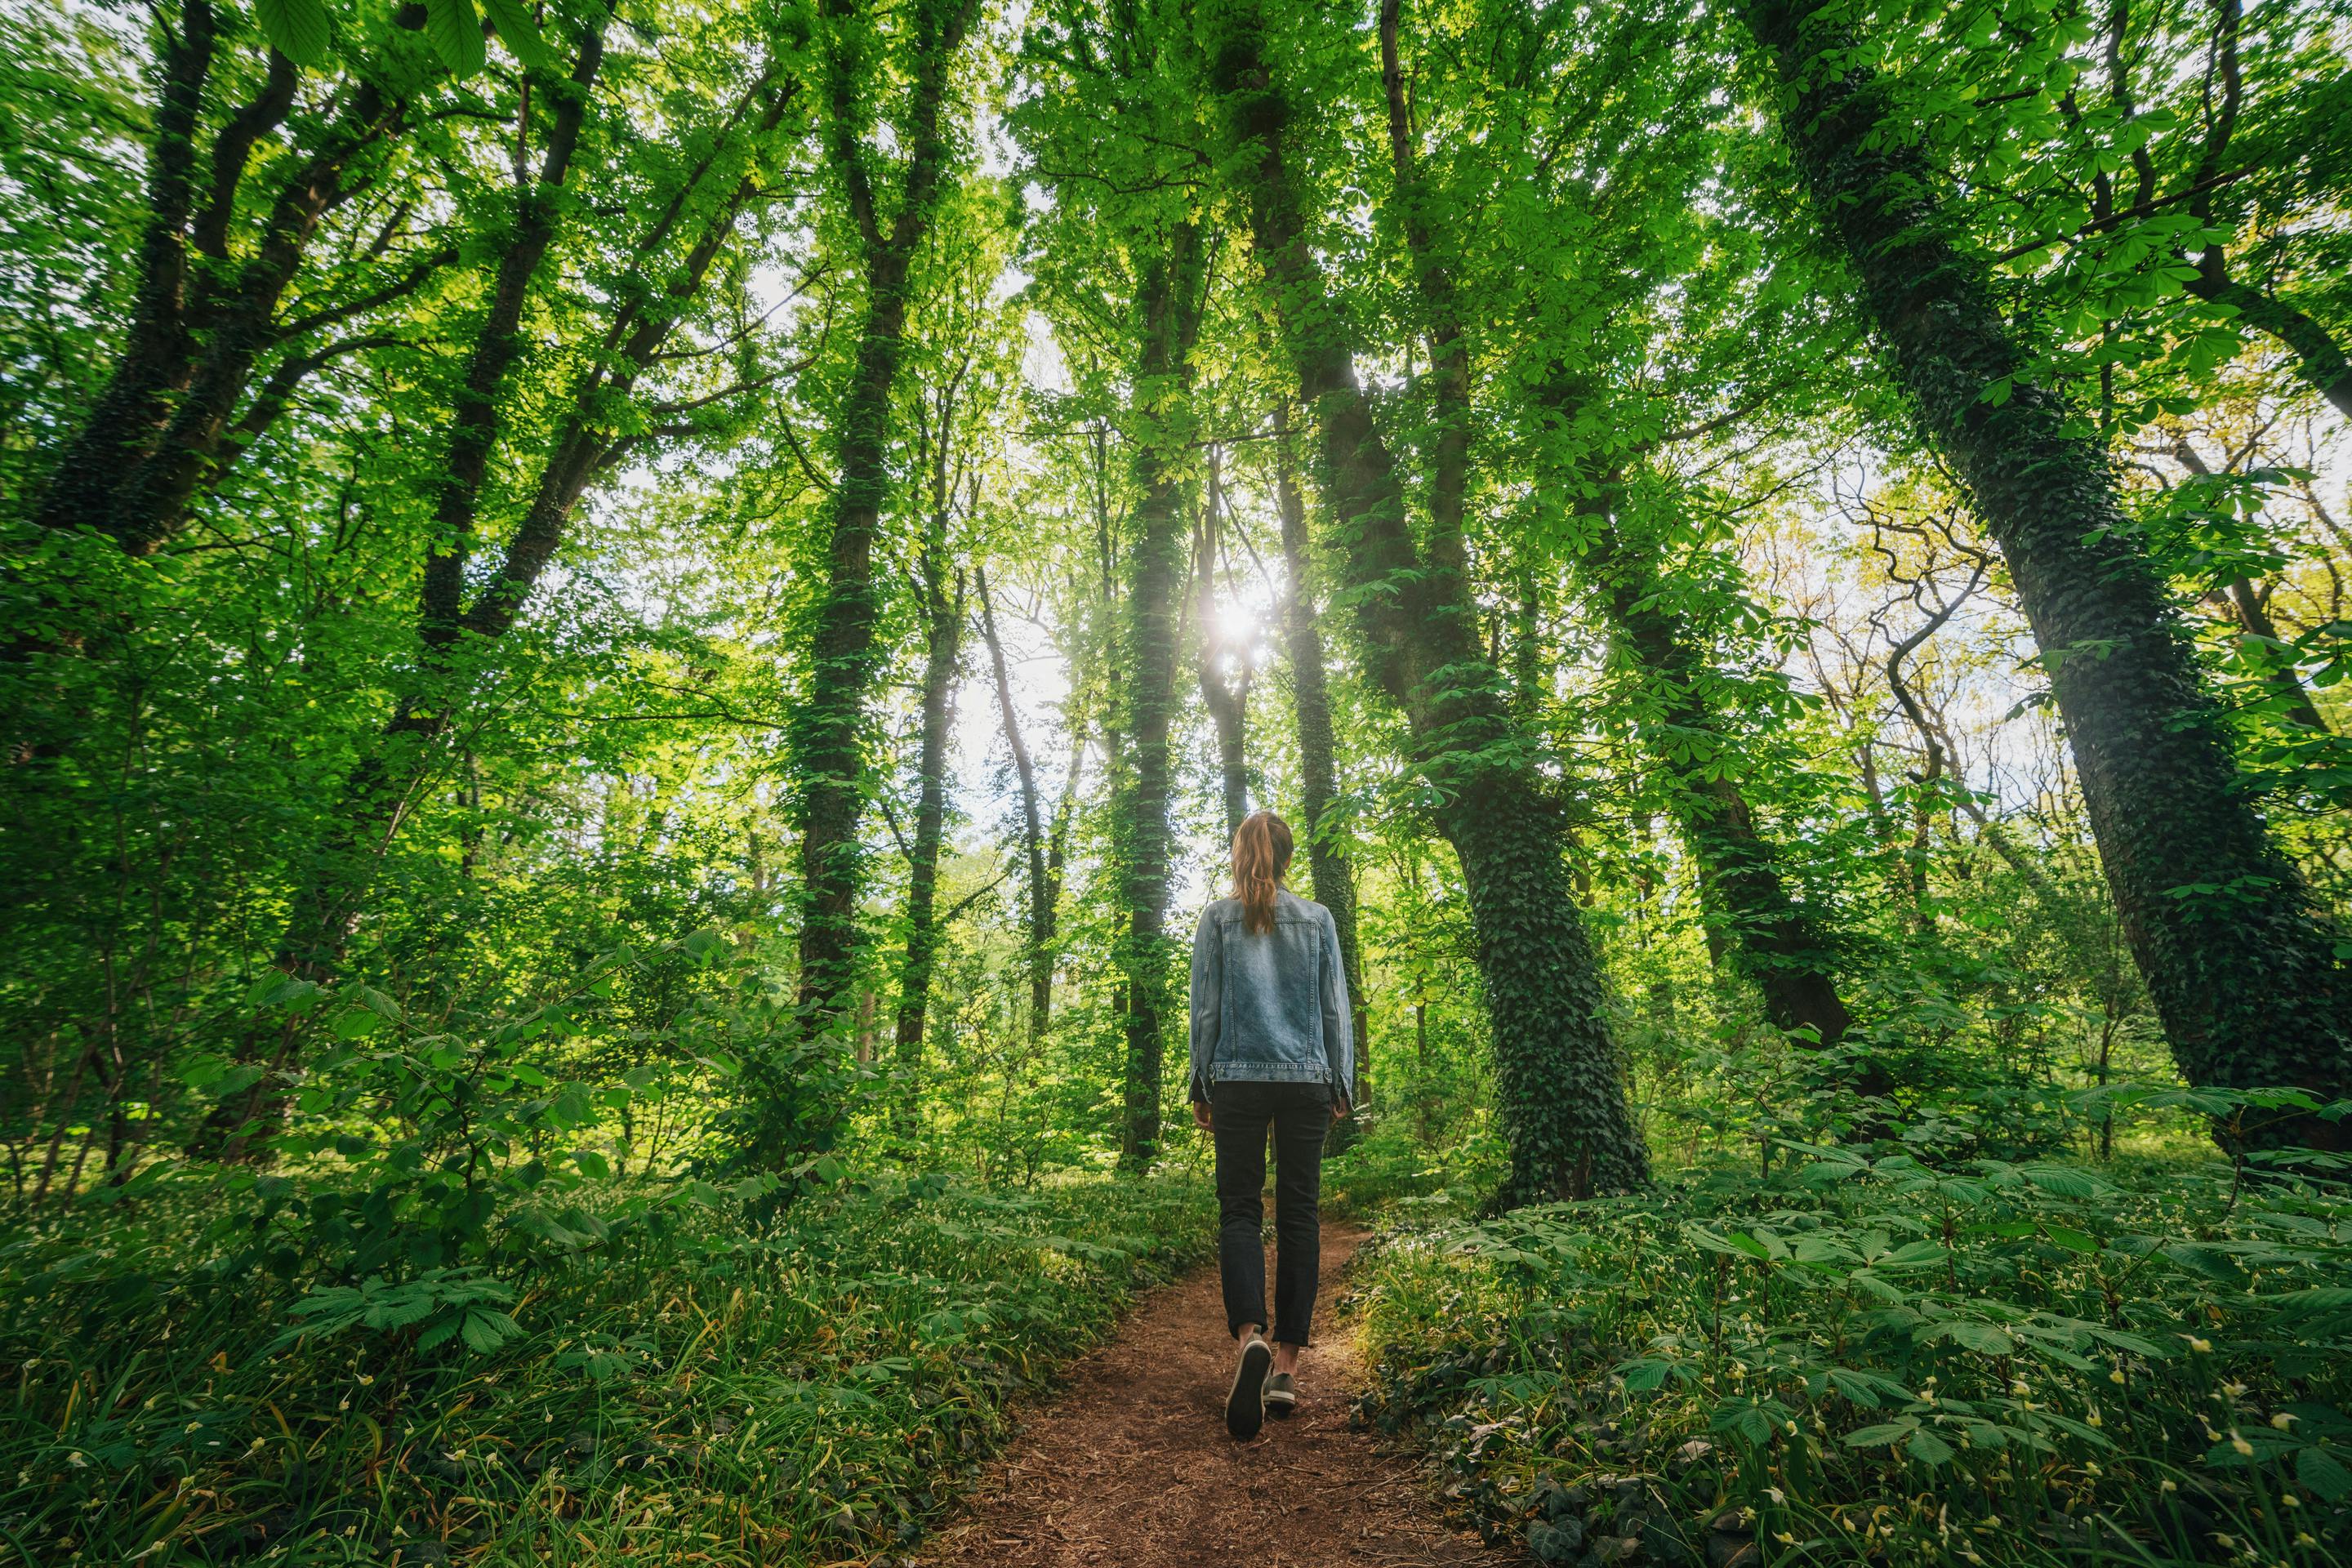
[1230,809,1294,935]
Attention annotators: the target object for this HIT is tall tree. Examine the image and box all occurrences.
[978,564,1056,1040]
[30,3,440,556]
[1741,0,2352,1129]
[1107,220,1207,1171]
[199,50,807,1152]
[1575,488,1861,1062]
[786,0,979,1026]
[1271,405,1370,1138]
[1192,448,1251,835]
[1016,0,1214,1171]
[893,506,966,1138]
[1212,1,1649,1200]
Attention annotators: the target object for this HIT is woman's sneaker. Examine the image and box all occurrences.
[1263,1370,1297,1419]
[1225,1336,1273,1438]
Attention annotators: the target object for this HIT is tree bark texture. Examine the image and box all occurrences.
[1112,221,1205,1174]
[1214,7,1649,1200]
[33,11,416,555]
[1272,407,1370,1143]
[893,552,964,1135]
[1579,511,1858,1057]
[1744,0,2351,1125]
[789,0,978,1024]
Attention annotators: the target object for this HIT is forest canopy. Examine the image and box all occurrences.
[3,0,2350,1561]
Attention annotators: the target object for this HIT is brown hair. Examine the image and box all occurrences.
[1229,810,1294,935]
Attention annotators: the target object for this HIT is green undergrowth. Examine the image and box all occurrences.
[2,1171,1211,1566]
[1351,1143,2352,1567]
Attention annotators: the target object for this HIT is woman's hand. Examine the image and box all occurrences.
[1330,1101,1348,1124]
[1192,1101,1214,1134]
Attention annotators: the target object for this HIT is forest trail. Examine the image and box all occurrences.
[915,1223,1503,1568]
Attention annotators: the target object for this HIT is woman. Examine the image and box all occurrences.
[1187,808,1355,1440]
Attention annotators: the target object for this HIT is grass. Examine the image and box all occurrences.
[1,1170,1213,1566]
[1348,1139,2352,1567]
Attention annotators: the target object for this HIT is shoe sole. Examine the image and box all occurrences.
[1264,1389,1296,1420]
[1225,1340,1272,1439]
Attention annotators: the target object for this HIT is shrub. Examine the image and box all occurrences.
[1,1171,1211,1564]
[1353,1121,2351,1567]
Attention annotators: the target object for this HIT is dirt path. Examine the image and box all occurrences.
[915,1223,1505,1568]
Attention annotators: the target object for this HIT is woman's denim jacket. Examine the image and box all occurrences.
[1187,889,1356,1107]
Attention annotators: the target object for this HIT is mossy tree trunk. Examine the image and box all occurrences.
[892,538,964,1141]
[1743,0,2351,1129]
[1214,8,1648,1201]
[788,0,978,1026]
[1577,503,1860,1062]
[1111,221,1206,1174]
[1273,407,1370,1147]
[33,3,424,556]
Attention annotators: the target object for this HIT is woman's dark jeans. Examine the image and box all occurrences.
[1209,1079,1329,1346]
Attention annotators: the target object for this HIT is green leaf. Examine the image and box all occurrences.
[2298,1446,2351,1503]
[212,1063,267,1098]
[1905,1428,1953,1465]
[424,0,486,74]
[458,1309,512,1354]
[479,0,550,69]
[256,0,332,67]
[1844,1420,1917,1447]
[1935,1321,2016,1356]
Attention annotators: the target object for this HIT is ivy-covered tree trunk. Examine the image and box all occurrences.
[1214,10,1649,1201]
[33,10,418,556]
[1743,0,2352,1126]
[892,550,964,1138]
[1578,511,1858,1058]
[417,33,606,659]
[787,0,977,1024]
[978,564,1056,1041]
[1111,222,1205,1174]
[28,0,219,549]
[1272,407,1370,1147]
[194,78,795,1157]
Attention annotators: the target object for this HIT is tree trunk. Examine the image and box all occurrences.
[28,0,216,546]
[1111,220,1206,1174]
[893,555,963,1138]
[788,0,978,1026]
[420,33,605,653]
[1579,511,1859,1057]
[1743,0,2352,1129]
[1214,8,1649,1200]
[978,563,1055,1041]
[35,24,412,555]
[1193,451,1251,835]
[194,81,795,1156]
[1272,406,1370,1144]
